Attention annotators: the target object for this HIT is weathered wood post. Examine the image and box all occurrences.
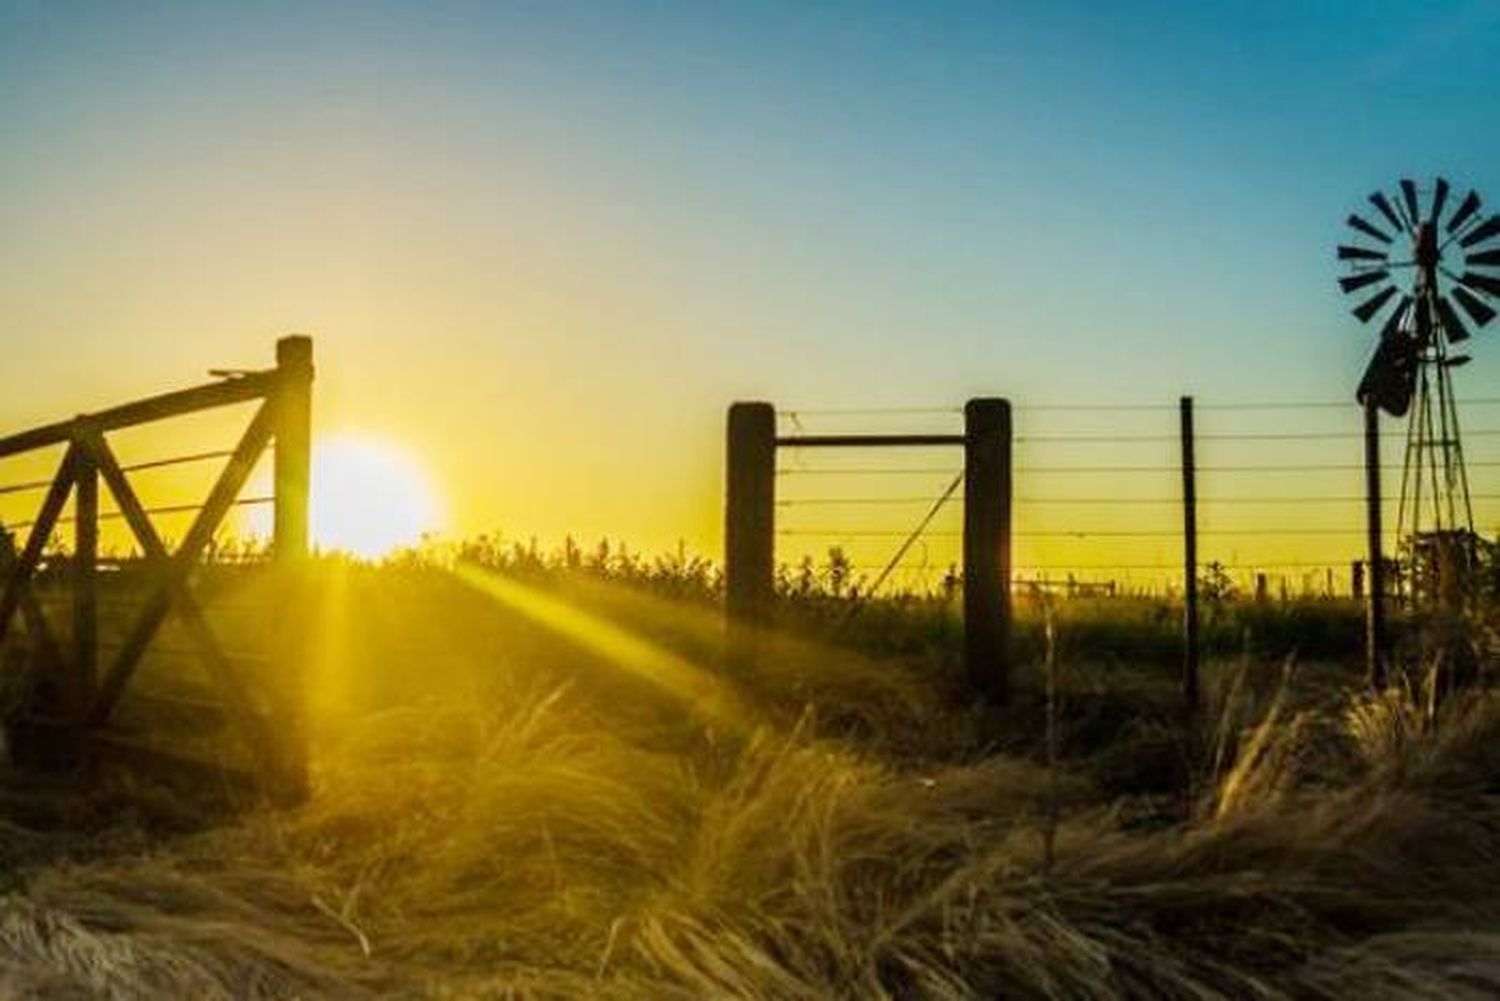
[1180,396,1200,717]
[963,398,1011,703]
[72,433,98,715]
[725,402,776,659]
[274,336,313,567]
[1363,398,1387,689]
[272,335,313,801]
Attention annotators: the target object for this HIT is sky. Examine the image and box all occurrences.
[1,1,1498,577]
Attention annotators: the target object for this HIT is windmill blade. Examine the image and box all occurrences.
[1430,176,1451,225]
[1337,245,1387,262]
[1401,179,1420,225]
[1452,285,1497,327]
[1357,330,1417,417]
[1436,295,1472,343]
[1380,295,1413,339]
[1370,191,1405,232]
[1352,285,1398,322]
[1459,215,1500,248]
[1347,213,1393,244]
[1468,248,1500,268]
[1339,270,1389,294]
[1447,190,1482,233]
[1459,271,1500,297]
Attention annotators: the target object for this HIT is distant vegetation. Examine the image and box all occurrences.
[0,537,1496,998]
[446,534,1377,668]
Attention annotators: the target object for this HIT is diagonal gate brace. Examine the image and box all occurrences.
[81,404,279,782]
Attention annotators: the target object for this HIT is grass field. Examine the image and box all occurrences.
[0,547,1496,999]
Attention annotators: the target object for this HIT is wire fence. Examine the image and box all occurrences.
[773,397,1500,598]
[5,396,1499,594]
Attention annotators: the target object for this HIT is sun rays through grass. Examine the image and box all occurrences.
[0,557,1496,998]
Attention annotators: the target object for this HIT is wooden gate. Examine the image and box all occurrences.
[0,336,312,801]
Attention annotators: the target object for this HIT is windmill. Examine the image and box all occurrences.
[1338,177,1500,604]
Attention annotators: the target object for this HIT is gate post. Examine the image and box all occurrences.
[274,336,313,564]
[963,398,1011,703]
[725,402,776,653]
[271,335,313,801]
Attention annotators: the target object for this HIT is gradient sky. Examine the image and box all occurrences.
[2,1,1498,573]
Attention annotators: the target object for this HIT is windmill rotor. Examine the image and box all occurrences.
[1338,177,1500,417]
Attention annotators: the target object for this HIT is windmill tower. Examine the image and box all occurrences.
[1338,178,1500,605]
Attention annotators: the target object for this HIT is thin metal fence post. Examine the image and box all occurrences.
[1364,398,1388,689]
[1180,396,1200,717]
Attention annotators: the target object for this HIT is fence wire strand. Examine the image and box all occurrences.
[770,396,1500,595]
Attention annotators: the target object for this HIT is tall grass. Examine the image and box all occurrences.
[0,556,1494,998]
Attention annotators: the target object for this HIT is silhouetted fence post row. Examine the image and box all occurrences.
[729,395,1500,709]
[0,336,312,802]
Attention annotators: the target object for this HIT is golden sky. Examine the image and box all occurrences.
[1,3,1497,582]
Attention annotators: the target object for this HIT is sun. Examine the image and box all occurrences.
[307,435,441,558]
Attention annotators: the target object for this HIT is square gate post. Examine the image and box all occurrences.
[963,398,1011,703]
[274,336,313,565]
[725,402,776,660]
[271,335,313,802]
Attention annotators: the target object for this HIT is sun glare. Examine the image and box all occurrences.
[307,436,440,558]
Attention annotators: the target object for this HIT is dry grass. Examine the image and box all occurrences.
[0,563,1495,998]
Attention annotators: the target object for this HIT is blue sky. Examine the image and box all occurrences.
[1,1,1497,553]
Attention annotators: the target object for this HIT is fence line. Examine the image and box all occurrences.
[777,398,1500,416]
[781,461,1500,474]
[768,395,1500,599]
[781,494,1500,506]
